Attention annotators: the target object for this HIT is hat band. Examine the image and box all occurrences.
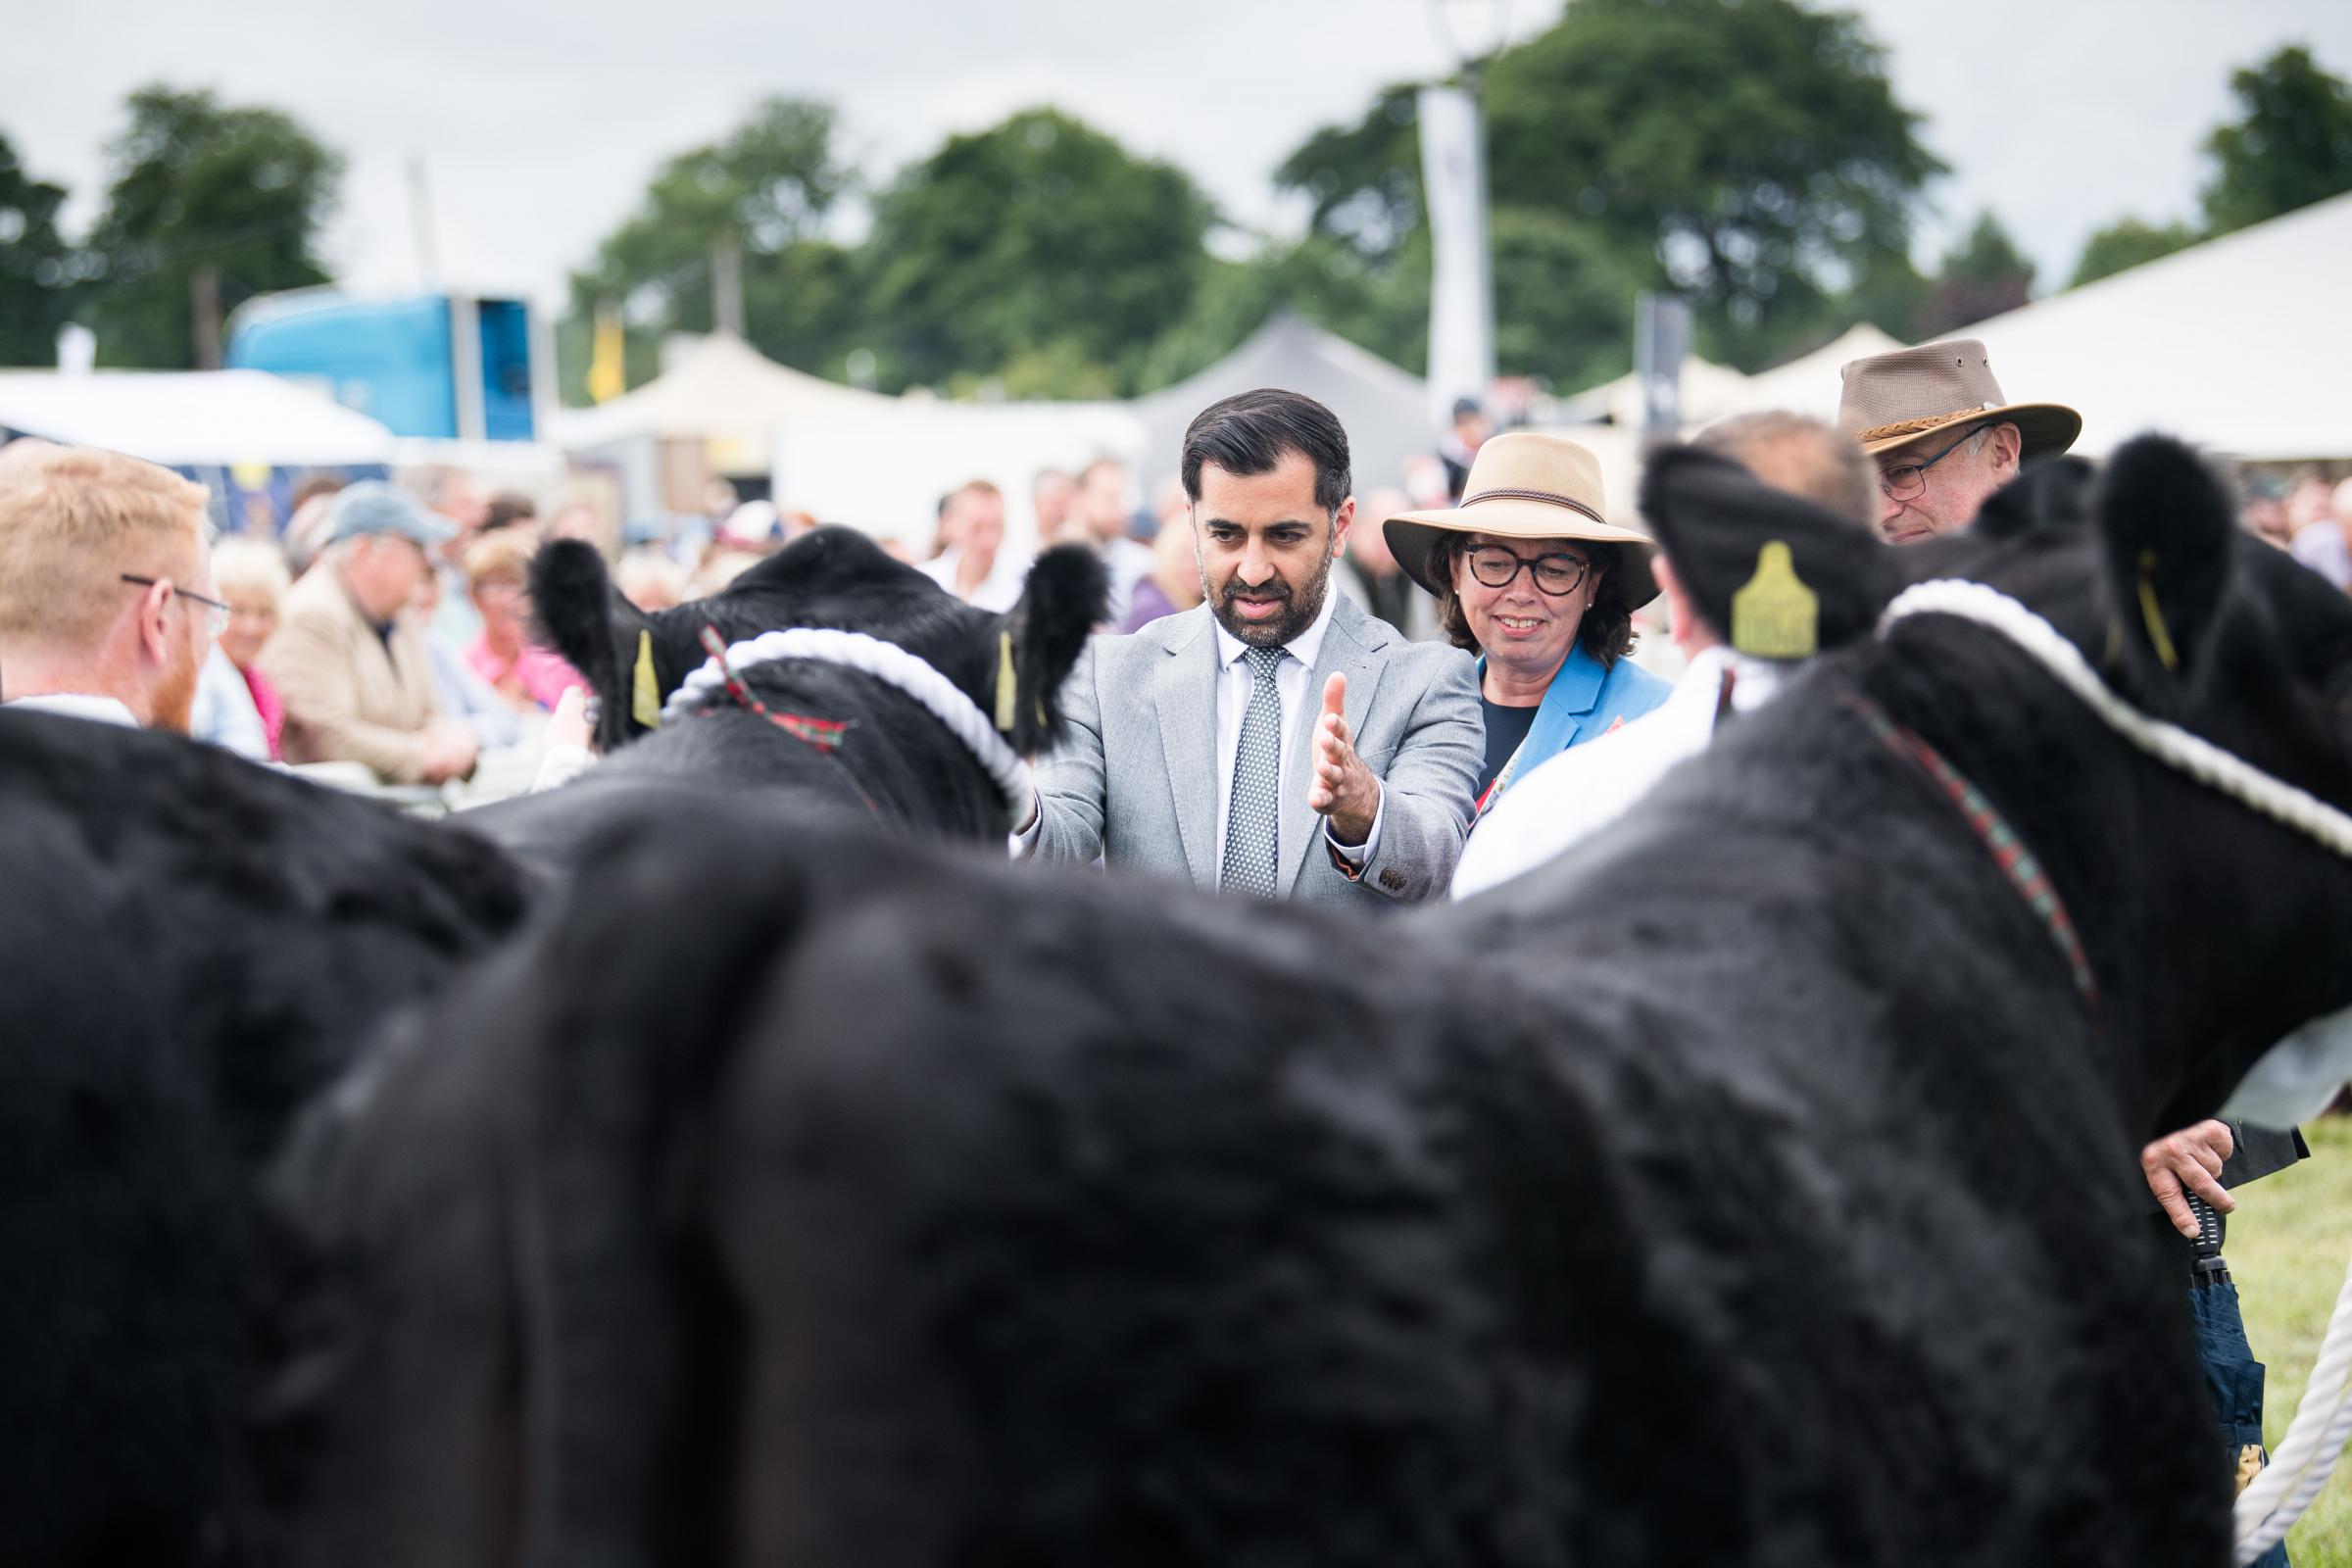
[1856,406,1993,444]
[1460,486,1607,526]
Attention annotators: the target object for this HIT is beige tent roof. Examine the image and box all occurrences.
[1707,323,1906,424]
[556,331,889,450]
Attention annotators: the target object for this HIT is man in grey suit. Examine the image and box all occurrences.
[1014,388,1482,906]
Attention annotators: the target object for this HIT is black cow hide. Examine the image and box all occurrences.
[262,438,2352,1565]
[0,713,528,1567]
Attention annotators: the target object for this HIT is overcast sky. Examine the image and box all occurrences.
[6,0,2348,318]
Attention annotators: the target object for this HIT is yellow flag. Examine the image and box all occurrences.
[587,308,626,405]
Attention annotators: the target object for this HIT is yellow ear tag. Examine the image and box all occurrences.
[994,630,1018,733]
[630,629,662,728]
[1729,541,1819,661]
[2135,549,2180,671]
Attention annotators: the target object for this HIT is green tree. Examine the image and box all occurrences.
[0,131,76,366]
[859,108,1213,395]
[1279,0,1943,375]
[560,98,858,401]
[1914,212,2034,338]
[1490,209,1648,390]
[1135,233,1427,391]
[2201,45,2352,235]
[2067,217,2200,289]
[83,86,342,368]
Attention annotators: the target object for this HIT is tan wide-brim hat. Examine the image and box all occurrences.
[1838,337,2082,461]
[1384,431,1659,609]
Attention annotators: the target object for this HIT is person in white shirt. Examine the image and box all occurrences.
[1452,413,1879,899]
[0,443,220,733]
[916,479,1030,612]
[1073,457,1155,629]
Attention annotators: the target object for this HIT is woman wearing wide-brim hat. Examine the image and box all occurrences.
[1384,431,1670,816]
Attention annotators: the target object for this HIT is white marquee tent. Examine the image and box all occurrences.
[556,330,889,451]
[1134,314,1433,493]
[773,397,1148,560]
[1955,191,2352,462]
[0,368,397,468]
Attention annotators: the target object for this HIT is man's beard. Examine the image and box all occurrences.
[1209,545,1334,650]
[150,640,201,734]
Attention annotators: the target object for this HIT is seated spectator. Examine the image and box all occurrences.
[413,559,522,751]
[463,532,589,712]
[260,482,479,784]
[189,536,291,760]
[0,444,219,733]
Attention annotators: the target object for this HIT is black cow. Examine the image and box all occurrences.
[0,713,528,1567]
[460,529,1103,875]
[261,436,2352,1566]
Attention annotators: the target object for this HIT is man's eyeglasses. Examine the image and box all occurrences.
[1877,422,1989,502]
[1465,546,1592,597]
[120,573,229,638]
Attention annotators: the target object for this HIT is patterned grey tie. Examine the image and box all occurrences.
[1220,646,1285,899]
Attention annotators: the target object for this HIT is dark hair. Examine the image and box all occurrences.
[1181,389,1351,515]
[1424,533,1635,668]
[482,491,537,532]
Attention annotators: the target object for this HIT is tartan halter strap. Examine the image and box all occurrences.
[1841,692,2099,1010]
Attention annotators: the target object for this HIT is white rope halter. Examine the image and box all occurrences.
[1881,579,2352,1562]
[659,627,1033,818]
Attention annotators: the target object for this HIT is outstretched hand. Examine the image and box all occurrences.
[2142,1119,2236,1240]
[1306,672,1378,846]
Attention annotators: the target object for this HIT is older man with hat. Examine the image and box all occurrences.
[1386,431,1670,815]
[1838,336,2081,544]
[261,481,479,784]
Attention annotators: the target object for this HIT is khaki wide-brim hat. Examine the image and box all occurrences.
[1838,337,2082,461]
[1384,431,1659,609]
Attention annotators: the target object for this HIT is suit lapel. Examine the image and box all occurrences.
[1281,597,1388,894]
[1152,609,1221,888]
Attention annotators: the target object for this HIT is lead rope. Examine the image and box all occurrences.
[1879,580,2352,1563]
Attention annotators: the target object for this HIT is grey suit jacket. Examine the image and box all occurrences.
[1032,597,1483,906]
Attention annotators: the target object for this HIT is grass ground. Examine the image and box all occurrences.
[2229,1116,2352,1565]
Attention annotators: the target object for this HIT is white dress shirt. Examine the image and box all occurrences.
[917,545,1032,613]
[1450,644,1789,899]
[2,692,140,727]
[1207,589,1382,872]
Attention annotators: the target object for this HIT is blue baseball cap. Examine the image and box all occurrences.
[326,481,456,549]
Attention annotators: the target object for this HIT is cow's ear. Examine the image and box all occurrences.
[1638,445,1897,659]
[1974,455,2095,541]
[998,543,1107,754]
[532,540,657,752]
[2092,434,2235,684]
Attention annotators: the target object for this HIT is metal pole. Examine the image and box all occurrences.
[191,266,221,369]
[408,156,439,292]
[711,241,746,339]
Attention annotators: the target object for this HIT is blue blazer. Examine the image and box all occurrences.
[1482,642,1673,802]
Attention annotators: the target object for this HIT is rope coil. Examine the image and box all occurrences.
[661,627,1033,818]
[1880,579,2352,1563]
